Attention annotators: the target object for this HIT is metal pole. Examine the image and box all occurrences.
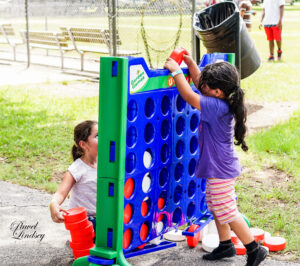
[191,0,196,60]
[25,0,30,68]
[112,0,117,56]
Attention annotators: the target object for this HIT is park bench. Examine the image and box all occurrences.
[60,26,140,71]
[20,30,73,69]
[0,24,24,61]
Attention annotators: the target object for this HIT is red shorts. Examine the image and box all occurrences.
[264,26,281,41]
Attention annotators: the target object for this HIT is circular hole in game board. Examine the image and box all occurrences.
[141,197,152,217]
[161,95,171,115]
[172,207,183,225]
[156,213,167,234]
[144,123,155,144]
[126,152,136,173]
[159,167,169,187]
[176,94,186,112]
[126,126,137,148]
[123,229,133,250]
[188,180,196,198]
[190,136,198,154]
[187,201,196,219]
[124,178,135,199]
[176,116,185,136]
[188,158,197,176]
[143,148,153,169]
[190,113,199,132]
[142,172,151,193]
[124,203,133,224]
[200,196,208,214]
[173,185,183,204]
[127,99,138,122]
[200,178,206,192]
[174,162,184,182]
[140,222,150,242]
[161,119,170,140]
[175,140,185,159]
[145,98,155,118]
[160,143,170,164]
[158,190,167,210]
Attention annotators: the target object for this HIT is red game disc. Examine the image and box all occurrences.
[186,224,200,248]
[141,201,148,217]
[123,229,132,250]
[170,47,188,66]
[158,197,165,210]
[124,204,132,224]
[63,207,87,224]
[124,178,134,199]
[250,228,265,242]
[234,241,246,255]
[263,236,286,251]
[140,223,149,241]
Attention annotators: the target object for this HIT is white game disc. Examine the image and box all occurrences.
[156,221,164,234]
[143,150,152,168]
[164,229,186,242]
[202,234,220,253]
[199,225,209,242]
[142,172,151,193]
[207,220,218,234]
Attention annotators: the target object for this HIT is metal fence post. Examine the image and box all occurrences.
[25,0,30,68]
[107,0,117,56]
[191,0,196,61]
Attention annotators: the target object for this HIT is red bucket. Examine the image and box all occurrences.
[69,240,94,250]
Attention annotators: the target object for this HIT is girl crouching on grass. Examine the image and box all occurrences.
[49,120,98,231]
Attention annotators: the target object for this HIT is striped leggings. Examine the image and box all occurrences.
[206,178,239,224]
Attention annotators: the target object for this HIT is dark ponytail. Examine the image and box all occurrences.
[72,120,97,161]
[198,61,248,152]
[228,86,248,151]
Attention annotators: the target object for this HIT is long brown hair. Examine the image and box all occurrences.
[71,120,98,160]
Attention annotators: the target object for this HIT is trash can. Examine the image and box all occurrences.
[193,2,261,79]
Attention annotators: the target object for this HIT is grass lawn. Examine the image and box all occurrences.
[0,4,299,261]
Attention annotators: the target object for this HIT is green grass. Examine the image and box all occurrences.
[0,83,97,192]
[0,5,300,261]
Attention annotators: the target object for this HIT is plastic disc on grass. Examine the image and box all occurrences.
[202,234,219,252]
[164,229,185,242]
[234,241,246,255]
[186,224,200,247]
[250,228,265,242]
[263,236,286,251]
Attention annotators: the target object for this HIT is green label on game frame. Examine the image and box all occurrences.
[129,64,192,94]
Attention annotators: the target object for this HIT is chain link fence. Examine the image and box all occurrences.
[0,0,208,70]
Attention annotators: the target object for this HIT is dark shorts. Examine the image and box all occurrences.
[88,216,96,243]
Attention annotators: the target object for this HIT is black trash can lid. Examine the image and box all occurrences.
[194,2,238,31]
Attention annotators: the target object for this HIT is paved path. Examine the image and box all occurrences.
[1,181,299,266]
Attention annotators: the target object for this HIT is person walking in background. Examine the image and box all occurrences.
[259,0,285,61]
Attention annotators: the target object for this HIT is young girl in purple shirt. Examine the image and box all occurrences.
[164,55,267,266]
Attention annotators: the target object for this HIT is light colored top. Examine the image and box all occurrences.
[195,93,242,179]
[68,158,97,216]
[263,0,285,26]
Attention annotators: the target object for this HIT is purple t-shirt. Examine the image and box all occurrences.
[195,94,242,179]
